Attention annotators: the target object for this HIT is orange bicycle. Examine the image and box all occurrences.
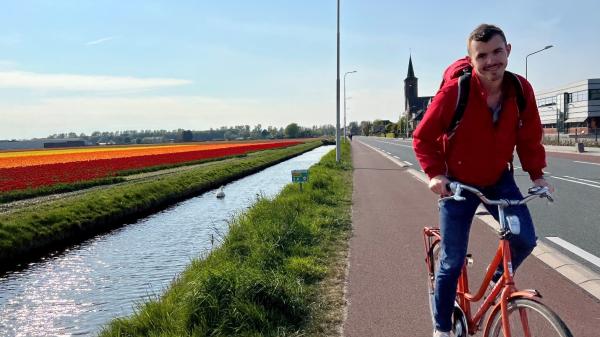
[423,182,573,337]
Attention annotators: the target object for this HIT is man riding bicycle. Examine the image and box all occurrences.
[412,24,554,337]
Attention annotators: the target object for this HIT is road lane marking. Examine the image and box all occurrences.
[574,160,600,166]
[393,155,400,159]
[546,237,600,269]
[564,175,600,186]
[403,161,413,166]
[363,137,600,299]
[550,175,600,189]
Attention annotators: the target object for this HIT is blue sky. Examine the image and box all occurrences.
[1,0,599,139]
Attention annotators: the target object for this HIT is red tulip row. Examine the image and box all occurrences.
[0,141,302,192]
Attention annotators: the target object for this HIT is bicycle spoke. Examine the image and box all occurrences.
[518,307,532,337]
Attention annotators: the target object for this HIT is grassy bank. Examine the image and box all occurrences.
[0,141,321,267]
[99,142,352,337]
[0,176,127,204]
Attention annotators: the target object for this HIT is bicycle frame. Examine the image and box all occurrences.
[424,227,540,337]
[424,203,543,337]
[424,182,554,336]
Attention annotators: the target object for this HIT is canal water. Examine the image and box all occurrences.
[0,145,333,337]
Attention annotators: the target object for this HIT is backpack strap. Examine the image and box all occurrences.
[447,70,471,136]
[505,71,526,114]
[447,70,526,136]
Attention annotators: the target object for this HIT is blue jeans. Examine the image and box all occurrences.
[433,170,537,332]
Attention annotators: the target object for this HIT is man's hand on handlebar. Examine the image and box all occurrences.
[429,175,451,197]
[532,177,555,194]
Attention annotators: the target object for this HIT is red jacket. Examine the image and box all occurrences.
[412,72,546,187]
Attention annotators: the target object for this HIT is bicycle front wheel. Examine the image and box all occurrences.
[486,298,573,337]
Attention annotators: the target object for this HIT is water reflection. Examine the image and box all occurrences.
[0,145,333,337]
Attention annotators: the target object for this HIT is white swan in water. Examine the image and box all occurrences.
[216,186,225,199]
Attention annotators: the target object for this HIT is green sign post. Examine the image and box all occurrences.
[291,169,309,190]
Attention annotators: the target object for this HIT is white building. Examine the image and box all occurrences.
[536,79,600,135]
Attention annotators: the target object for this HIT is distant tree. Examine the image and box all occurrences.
[360,121,372,136]
[224,130,236,140]
[348,121,360,135]
[182,130,193,142]
[284,123,300,138]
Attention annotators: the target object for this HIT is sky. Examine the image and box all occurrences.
[1,0,599,139]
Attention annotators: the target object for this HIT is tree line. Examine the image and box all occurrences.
[44,124,337,144]
[348,116,410,137]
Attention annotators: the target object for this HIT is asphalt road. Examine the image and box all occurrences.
[356,136,600,274]
[344,140,600,337]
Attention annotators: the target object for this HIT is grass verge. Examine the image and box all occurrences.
[0,141,322,267]
[98,141,352,337]
[0,177,127,204]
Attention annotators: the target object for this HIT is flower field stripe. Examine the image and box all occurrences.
[0,141,297,168]
[0,141,302,192]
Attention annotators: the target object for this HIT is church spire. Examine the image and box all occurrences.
[407,54,415,78]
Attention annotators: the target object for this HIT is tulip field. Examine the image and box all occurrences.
[0,141,302,193]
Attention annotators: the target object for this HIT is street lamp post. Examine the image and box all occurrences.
[344,70,357,141]
[525,45,553,79]
[335,0,341,162]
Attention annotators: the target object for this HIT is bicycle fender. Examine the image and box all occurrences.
[481,290,542,336]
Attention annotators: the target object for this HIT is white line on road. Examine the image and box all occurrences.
[546,237,600,269]
[549,175,600,189]
[393,155,400,159]
[403,161,413,166]
[564,175,600,186]
[574,160,600,166]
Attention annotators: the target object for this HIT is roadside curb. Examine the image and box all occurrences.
[357,139,600,302]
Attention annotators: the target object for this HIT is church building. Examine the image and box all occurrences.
[404,56,433,131]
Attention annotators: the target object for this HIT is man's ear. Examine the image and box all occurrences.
[506,43,512,57]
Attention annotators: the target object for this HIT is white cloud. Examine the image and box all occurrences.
[85,36,118,46]
[0,71,192,92]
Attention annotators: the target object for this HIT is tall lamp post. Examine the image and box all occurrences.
[335,0,341,162]
[525,45,553,79]
[344,70,357,141]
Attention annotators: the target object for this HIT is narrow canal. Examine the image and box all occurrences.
[0,145,333,337]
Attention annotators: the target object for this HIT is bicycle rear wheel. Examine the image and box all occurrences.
[486,298,573,337]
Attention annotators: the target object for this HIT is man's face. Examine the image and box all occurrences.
[468,34,511,83]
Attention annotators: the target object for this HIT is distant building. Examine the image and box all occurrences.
[536,79,600,135]
[404,55,433,131]
[44,140,86,148]
[0,138,88,150]
[140,136,165,144]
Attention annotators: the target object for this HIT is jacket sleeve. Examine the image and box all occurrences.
[412,83,457,180]
[516,78,547,181]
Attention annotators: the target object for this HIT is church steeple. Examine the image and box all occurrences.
[407,55,415,78]
[404,55,418,112]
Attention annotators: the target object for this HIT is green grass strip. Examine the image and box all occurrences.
[98,141,352,337]
[0,142,321,264]
[0,177,127,204]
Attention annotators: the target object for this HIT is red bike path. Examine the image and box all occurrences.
[342,140,600,337]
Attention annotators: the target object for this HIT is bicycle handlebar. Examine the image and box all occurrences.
[442,181,554,206]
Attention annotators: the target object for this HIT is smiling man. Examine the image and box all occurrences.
[412,24,553,337]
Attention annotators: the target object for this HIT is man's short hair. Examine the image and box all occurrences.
[467,24,507,51]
